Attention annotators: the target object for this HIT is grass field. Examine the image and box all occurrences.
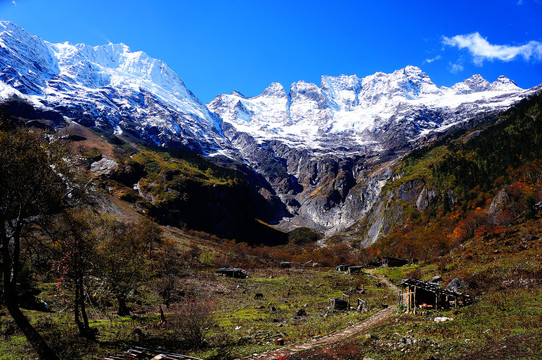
[0,267,396,359]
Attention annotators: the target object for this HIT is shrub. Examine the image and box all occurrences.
[167,301,215,350]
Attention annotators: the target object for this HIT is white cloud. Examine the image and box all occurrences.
[11,0,16,5]
[443,32,542,64]
[424,55,441,64]
[448,62,464,73]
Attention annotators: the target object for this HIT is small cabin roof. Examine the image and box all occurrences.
[399,278,470,298]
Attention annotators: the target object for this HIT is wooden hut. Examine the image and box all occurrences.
[347,265,364,274]
[215,267,249,279]
[336,264,354,272]
[398,278,472,313]
[381,256,409,267]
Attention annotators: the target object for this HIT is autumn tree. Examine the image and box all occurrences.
[51,207,99,339]
[132,216,163,259]
[97,219,150,316]
[0,111,68,360]
[154,238,183,308]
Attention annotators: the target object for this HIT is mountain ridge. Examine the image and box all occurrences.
[1,20,541,237]
[0,21,225,154]
[208,65,530,153]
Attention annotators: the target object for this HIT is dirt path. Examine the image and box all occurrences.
[241,271,399,360]
[369,269,401,293]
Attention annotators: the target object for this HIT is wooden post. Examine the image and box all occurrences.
[413,286,417,314]
[435,293,438,310]
[409,287,413,313]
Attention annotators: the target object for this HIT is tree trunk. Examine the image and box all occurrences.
[2,227,58,359]
[2,223,59,360]
[74,277,95,340]
[5,288,60,360]
[117,294,130,316]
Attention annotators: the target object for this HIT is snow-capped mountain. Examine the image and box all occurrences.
[0,21,225,153]
[1,21,540,235]
[208,65,532,153]
[208,67,539,234]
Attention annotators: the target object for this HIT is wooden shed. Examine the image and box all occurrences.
[347,265,364,274]
[215,267,249,279]
[381,256,409,267]
[336,264,354,272]
[398,278,473,313]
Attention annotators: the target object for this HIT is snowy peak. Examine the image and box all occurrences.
[389,66,441,98]
[48,40,197,105]
[490,75,520,92]
[289,81,327,105]
[260,82,287,98]
[451,74,520,95]
[0,21,224,153]
[354,66,441,105]
[207,81,290,131]
[450,74,490,94]
[0,21,59,93]
[464,74,491,92]
[210,66,535,152]
[230,90,247,98]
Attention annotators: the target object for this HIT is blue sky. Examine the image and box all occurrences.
[1,0,542,102]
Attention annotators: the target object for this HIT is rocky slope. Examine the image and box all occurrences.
[341,92,542,249]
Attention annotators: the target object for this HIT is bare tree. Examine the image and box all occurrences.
[133,216,163,259]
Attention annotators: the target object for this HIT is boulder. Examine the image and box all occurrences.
[447,278,465,293]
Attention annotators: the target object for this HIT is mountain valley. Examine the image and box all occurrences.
[1,20,542,360]
[1,20,541,239]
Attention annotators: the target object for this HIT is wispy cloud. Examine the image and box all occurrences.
[443,32,542,64]
[424,55,441,64]
[448,62,464,73]
[11,0,16,6]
